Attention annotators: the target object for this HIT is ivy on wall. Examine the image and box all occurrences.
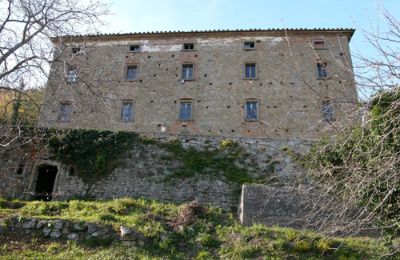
[47,129,138,181]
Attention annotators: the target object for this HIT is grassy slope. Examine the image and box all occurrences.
[0,198,387,259]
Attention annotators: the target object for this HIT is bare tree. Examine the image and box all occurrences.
[0,0,109,147]
[302,10,400,255]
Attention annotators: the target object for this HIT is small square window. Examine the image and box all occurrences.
[71,47,81,54]
[58,102,72,122]
[121,101,134,122]
[125,65,138,80]
[129,45,141,52]
[322,100,335,122]
[182,64,194,80]
[244,63,257,79]
[313,40,325,49]
[183,43,194,50]
[317,62,328,78]
[179,101,192,121]
[245,101,258,121]
[67,67,78,83]
[244,41,255,49]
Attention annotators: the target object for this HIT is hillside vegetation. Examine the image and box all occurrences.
[0,198,387,259]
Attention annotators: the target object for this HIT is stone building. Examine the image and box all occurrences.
[1,29,358,223]
[38,28,358,140]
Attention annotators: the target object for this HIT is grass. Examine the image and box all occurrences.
[0,197,389,259]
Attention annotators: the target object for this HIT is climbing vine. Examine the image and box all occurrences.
[47,129,139,181]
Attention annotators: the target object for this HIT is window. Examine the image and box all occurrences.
[58,102,72,122]
[121,101,134,122]
[313,40,325,49]
[244,63,256,79]
[71,47,81,54]
[67,67,78,83]
[16,162,24,175]
[322,100,335,122]
[245,101,258,121]
[244,41,255,49]
[182,64,194,80]
[183,43,194,50]
[317,62,328,78]
[179,100,192,121]
[125,65,138,80]
[129,45,141,52]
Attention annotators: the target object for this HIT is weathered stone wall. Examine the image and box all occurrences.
[38,30,358,140]
[0,134,312,210]
[239,185,317,227]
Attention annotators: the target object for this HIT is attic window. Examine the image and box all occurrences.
[244,41,255,49]
[71,47,81,54]
[129,45,141,52]
[183,43,194,50]
[313,40,325,49]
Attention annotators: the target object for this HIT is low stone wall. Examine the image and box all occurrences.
[0,133,312,211]
[239,184,317,228]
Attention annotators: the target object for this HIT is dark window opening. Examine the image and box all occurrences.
[313,40,325,49]
[34,165,58,201]
[68,166,75,176]
[71,47,81,54]
[129,45,141,52]
[16,162,25,175]
[183,43,194,50]
[126,65,138,80]
[244,41,255,49]
[317,62,328,78]
[245,63,256,79]
[182,64,194,80]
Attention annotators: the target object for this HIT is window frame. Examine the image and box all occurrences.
[66,66,78,84]
[181,63,195,81]
[244,63,257,79]
[313,39,326,50]
[182,43,195,51]
[244,100,259,121]
[124,64,139,81]
[243,41,256,50]
[58,102,72,123]
[120,100,135,122]
[317,62,328,79]
[178,99,193,121]
[322,99,335,122]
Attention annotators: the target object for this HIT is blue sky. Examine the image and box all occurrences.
[103,0,399,98]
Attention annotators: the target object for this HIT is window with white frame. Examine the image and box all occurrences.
[182,64,194,80]
[179,100,193,121]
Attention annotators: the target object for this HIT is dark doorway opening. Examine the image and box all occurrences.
[34,165,58,201]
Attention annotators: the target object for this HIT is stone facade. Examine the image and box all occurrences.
[38,29,357,140]
[0,134,311,210]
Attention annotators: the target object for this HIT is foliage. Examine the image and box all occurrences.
[160,139,253,184]
[0,88,44,126]
[305,88,400,239]
[0,198,387,259]
[47,129,139,181]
